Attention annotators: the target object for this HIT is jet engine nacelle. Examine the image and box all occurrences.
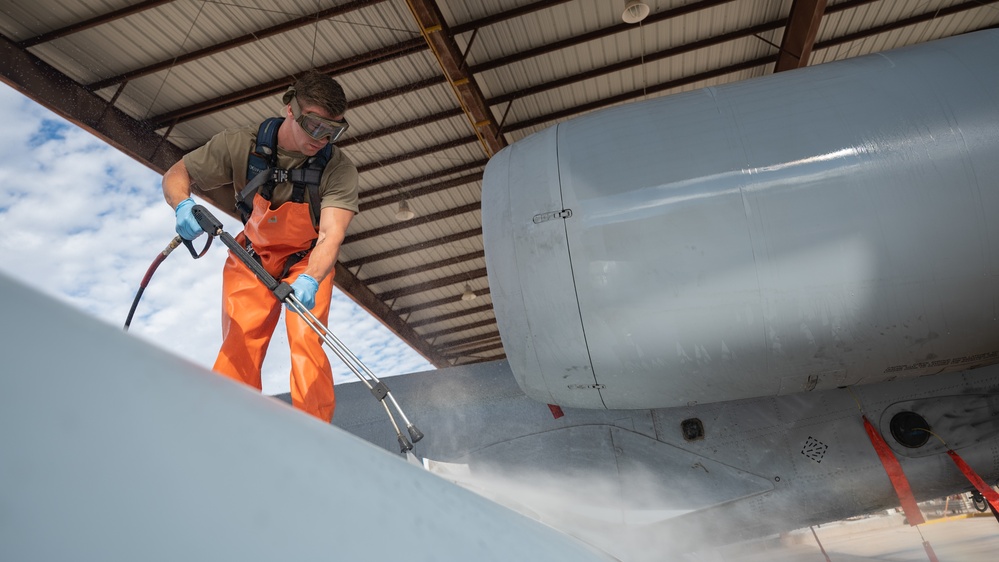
[483,30,999,410]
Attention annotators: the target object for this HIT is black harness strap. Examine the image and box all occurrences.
[236,118,330,227]
[234,117,332,279]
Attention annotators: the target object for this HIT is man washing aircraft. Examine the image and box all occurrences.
[161,70,358,423]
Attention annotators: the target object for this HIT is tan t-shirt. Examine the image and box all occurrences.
[183,125,359,225]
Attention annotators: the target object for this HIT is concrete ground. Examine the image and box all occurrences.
[692,514,999,561]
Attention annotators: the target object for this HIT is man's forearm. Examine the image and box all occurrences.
[162,160,193,208]
[303,234,343,283]
[304,206,355,283]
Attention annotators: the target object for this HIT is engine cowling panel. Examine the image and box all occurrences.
[483,31,999,409]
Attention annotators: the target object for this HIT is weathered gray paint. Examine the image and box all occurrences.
[0,273,609,562]
[330,357,999,558]
[483,126,603,408]
[484,30,999,410]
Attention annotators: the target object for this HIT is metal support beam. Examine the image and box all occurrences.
[449,341,506,361]
[816,0,999,51]
[420,318,498,341]
[488,19,784,106]
[88,0,389,91]
[342,228,482,269]
[0,34,185,175]
[356,135,477,173]
[338,106,465,148]
[141,0,569,130]
[395,287,492,316]
[363,251,484,286]
[343,202,481,244]
[774,0,827,72]
[334,263,449,368]
[453,351,506,365]
[147,40,424,129]
[17,0,173,48]
[379,267,488,301]
[408,303,495,328]
[348,19,787,145]
[505,56,775,133]
[340,1,880,146]
[404,0,506,157]
[449,0,574,35]
[358,160,486,200]
[468,0,739,74]
[439,332,502,352]
[361,173,482,211]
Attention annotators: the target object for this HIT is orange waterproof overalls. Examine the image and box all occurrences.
[212,190,336,422]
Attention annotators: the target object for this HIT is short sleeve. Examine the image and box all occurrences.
[320,148,360,214]
[182,128,255,193]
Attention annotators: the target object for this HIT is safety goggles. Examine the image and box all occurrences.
[291,97,349,143]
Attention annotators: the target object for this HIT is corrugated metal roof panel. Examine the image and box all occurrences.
[3,0,993,367]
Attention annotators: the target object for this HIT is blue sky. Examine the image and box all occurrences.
[0,83,433,394]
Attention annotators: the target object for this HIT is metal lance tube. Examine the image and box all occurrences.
[189,205,422,452]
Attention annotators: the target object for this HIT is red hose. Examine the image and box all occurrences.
[123,236,183,331]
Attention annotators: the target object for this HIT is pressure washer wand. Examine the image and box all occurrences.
[189,205,423,452]
[284,294,417,452]
[286,295,424,447]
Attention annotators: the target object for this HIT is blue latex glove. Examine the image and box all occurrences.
[174,197,204,240]
[288,274,319,310]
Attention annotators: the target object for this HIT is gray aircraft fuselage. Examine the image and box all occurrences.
[332,360,999,558]
[334,30,999,559]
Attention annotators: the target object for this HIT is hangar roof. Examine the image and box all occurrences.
[2,0,997,367]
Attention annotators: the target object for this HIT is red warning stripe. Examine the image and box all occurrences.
[922,541,940,562]
[946,450,999,512]
[862,415,925,526]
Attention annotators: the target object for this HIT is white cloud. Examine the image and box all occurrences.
[0,84,433,395]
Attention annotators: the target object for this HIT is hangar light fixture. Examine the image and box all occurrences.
[395,199,415,221]
[461,283,477,301]
[622,0,650,24]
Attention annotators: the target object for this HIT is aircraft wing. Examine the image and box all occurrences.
[0,272,611,562]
